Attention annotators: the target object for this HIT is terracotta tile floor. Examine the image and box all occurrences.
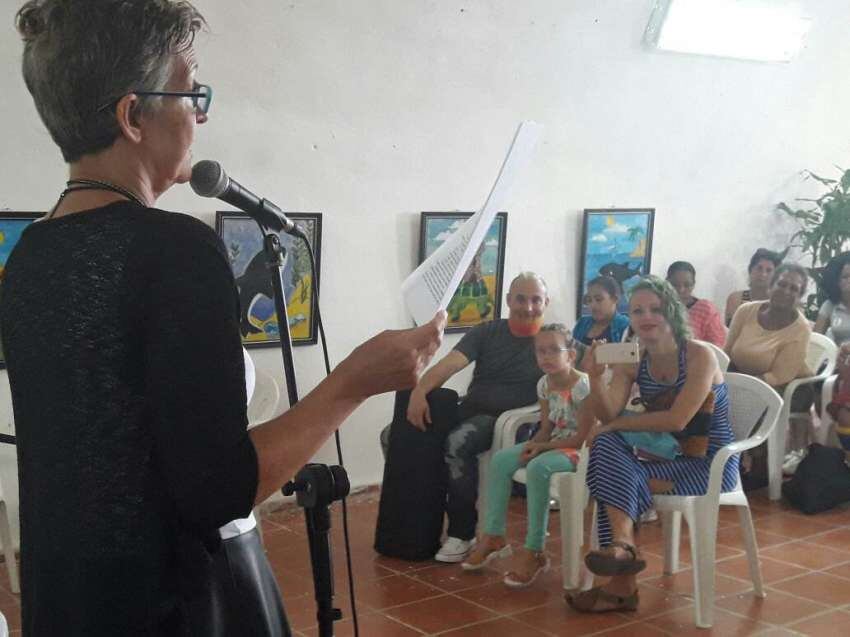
[264,488,850,636]
[0,488,848,635]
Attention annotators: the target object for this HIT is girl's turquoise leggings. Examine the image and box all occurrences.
[483,443,575,551]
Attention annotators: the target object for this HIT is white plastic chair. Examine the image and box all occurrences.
[247,370,281,427]
[484,406,593,591]
[477,404,539,517]
[767,332,836,500]
[696,339,730,372]
[246,368,280,543]
[0,478,18,594]
[653,372,782,628]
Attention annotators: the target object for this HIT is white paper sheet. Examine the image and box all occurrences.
[402,121,543,325]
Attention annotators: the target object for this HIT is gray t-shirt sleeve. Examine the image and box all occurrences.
[818,300,835,320]
[453,321,490,362]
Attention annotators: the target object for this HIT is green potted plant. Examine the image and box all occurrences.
[777,168,850,320]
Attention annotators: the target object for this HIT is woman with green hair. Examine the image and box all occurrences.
[568,276,738,613]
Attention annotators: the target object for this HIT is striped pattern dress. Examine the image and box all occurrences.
[587,344,740,546]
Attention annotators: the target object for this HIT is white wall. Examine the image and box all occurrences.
[1,0,849,543]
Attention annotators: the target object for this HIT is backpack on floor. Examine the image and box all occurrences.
[374,388,459,560]
[782,443,850,515]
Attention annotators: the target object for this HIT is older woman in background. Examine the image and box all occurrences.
[725,263,812,391]
[726,264,812,465]
[6,2,442,635]
[725,248,784,325]
[666,261,726,347]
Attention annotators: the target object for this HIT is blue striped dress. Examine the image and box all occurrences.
[587,344,740,546]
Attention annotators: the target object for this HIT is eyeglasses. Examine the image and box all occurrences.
[535,346,570,357]
[96,83,213,114]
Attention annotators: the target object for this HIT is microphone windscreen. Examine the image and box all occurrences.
[190,160,228,198]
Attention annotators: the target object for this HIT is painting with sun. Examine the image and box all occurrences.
[577,209,655,320]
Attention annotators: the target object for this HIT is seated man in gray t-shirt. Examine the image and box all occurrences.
[385,272,548,562]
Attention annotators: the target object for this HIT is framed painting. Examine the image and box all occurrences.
[0,212,44,369]
[216,211,322,347]
[577,208,655,319]
[419,211,508,333]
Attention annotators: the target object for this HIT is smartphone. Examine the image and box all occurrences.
[595,341,640,365]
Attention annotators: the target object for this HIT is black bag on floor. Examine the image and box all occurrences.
[374,388,459,560]
[782,443,850,514]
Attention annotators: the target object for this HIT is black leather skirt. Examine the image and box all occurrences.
[185,527,291,637]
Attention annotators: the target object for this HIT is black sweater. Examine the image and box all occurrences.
[1,202,258,636]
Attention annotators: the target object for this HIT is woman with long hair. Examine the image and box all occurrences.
[568,276,737,613]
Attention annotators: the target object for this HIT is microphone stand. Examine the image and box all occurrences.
[255,223,348,637]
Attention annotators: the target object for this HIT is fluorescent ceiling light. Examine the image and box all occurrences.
[644,0,812,63]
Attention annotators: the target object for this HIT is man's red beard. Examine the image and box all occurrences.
[508,315,544,337]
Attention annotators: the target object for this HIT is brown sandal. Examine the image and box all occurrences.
[566,586,639,613]
[584,541,646,576]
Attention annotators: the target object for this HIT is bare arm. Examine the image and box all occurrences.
[586,341,636,423]
[406,349,470,428]
[814,300,832,335]
[724,302,747,359]
[607,341,716,433]
[546,399,594,449]
[762,329,810,387]
[725,291,742,326]
[250,314,445,503]
[530,398,553,443]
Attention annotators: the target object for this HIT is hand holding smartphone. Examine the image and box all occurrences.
[594,341,640,365]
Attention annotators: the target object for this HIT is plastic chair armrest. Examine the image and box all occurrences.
[493,404,541,452]
[705,433,767,501]
[781,370,833,420]
[821,375,838,420]
[784,372,830,399]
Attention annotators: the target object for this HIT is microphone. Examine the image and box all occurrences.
[190,160,303,237]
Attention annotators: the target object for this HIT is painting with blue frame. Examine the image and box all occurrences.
[577,208,654,319]
[0,212,44,368]
[419,211,508,333]
[216,211,322,347]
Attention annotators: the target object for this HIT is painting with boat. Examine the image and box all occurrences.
[577,208,655,319]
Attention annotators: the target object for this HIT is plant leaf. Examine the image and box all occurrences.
[805,171,838,186]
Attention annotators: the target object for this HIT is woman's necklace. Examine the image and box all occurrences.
[47,178,146,218]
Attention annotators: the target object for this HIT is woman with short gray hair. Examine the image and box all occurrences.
[5,1,444,635]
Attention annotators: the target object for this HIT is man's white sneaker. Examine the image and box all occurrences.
[435,537,475,563]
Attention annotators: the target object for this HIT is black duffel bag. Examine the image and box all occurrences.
[374,388,459,560]
[782,443,850,514]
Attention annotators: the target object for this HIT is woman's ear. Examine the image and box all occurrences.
[114,94,144,144]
